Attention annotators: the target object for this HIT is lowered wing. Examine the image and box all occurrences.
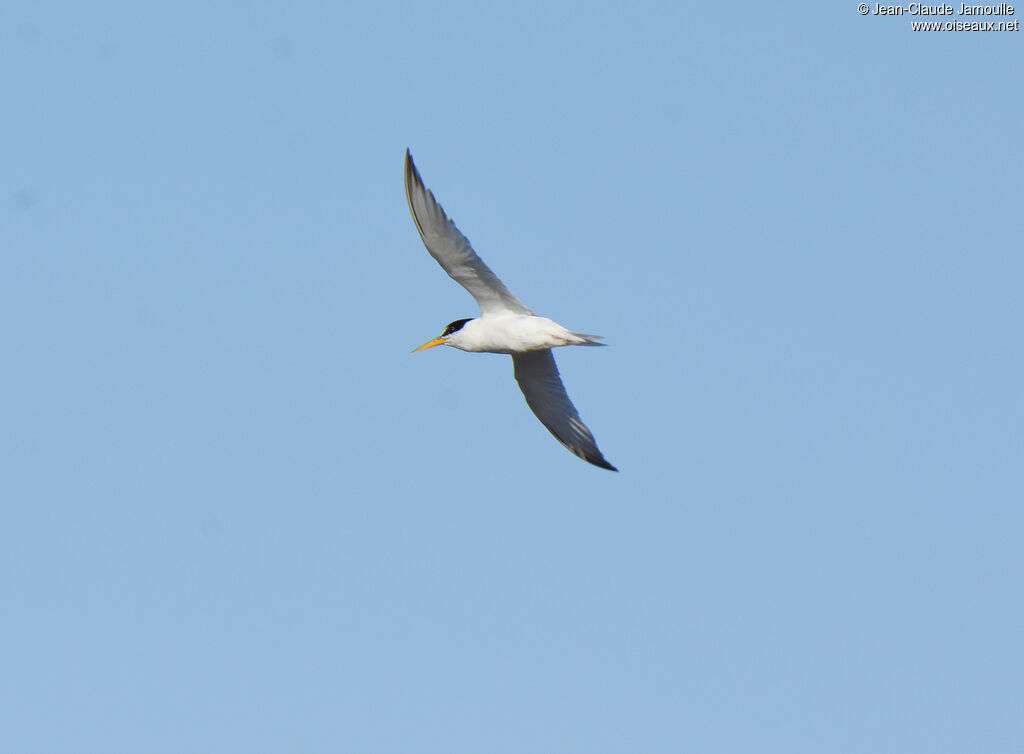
[512,349,616,471]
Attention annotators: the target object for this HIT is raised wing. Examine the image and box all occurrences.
[512,350,616,471]
[405,150,532,316]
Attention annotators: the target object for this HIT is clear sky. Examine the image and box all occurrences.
[2,2,1022,752]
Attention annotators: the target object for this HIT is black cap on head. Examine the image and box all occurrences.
[442,318,472,336]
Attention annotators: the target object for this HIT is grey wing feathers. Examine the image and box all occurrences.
[405,150,532,316]
[512,350,617,471]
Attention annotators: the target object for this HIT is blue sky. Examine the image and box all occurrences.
[2,2,1022,752]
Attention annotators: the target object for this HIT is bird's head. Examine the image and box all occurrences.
[412,318,474,352]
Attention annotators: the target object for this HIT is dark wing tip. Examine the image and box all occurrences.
[404,149,420,193]
[404,149,428,239]
[404,148,416,187]
[586,454,618,472]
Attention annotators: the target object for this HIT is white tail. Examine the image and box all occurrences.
[570,332,607,346]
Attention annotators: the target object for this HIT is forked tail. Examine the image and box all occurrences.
[570,332,607,346]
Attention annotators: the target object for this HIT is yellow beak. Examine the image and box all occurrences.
[411,336,446,353]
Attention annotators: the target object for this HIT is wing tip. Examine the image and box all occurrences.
[586,453,618,471]
[404,148,429,238]
[404,148,416,187]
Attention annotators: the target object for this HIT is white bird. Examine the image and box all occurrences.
[406,149,616,471]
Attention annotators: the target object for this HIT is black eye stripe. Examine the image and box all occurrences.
[442,318,473,336]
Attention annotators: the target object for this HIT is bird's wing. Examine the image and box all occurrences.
[405,150,532,316]
[512,350,616,471]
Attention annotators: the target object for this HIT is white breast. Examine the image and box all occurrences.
[449,315,584,354]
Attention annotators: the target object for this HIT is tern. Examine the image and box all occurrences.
[406,150,616,471]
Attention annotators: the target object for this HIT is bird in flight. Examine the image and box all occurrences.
[405,149,616,471]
